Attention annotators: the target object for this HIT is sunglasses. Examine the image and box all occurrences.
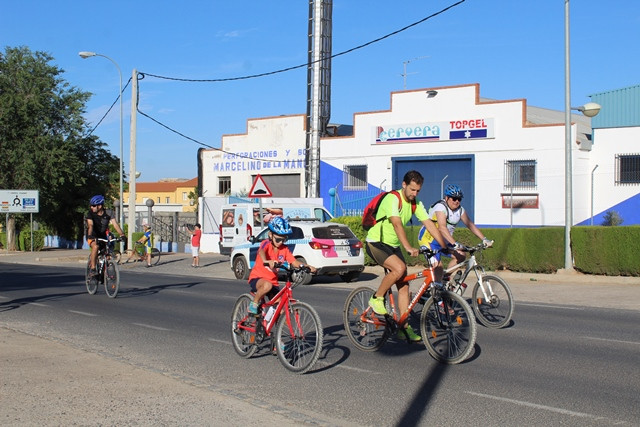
[90,204,100,207]
[273,236,288,243]
[449,197,462,202]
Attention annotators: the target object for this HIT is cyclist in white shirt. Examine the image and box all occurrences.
[418,184,492,281]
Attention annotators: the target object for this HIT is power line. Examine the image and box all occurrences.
[139,0,465,83]
[85,77,132,136]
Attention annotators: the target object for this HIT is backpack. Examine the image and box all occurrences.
[362,190,417,231]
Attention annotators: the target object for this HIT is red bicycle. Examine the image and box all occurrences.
[230,263,323,374]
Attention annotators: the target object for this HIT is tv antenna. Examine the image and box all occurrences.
[401,56,429,90]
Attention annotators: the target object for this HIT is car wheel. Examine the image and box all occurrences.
[232,255,250,280]
[295,257,313,285]
[340,271,360,283]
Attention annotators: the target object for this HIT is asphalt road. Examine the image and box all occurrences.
[1,252,639,426]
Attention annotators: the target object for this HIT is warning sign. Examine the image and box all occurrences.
[248,174,273,198]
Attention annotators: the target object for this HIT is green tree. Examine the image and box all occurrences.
[602,210,623,226]
[187,187,199,213]
[0,46,119,249]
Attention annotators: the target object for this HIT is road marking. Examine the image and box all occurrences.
[518,303,584,310]
[208,338,230,345]
[466,391,615,423]
[132,323,171,331]
[583,336,640,346]
[315,360,373,373]
[68,310,98,317]
[28,302,50,307]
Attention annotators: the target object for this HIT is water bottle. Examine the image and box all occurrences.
[451,270,463,293]
[265,306,275,322]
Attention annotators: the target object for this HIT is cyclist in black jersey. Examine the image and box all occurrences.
[86,195,125,276]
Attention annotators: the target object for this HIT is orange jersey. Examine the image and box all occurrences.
[248,239,296,285]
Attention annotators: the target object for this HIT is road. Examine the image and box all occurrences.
[1,258,639,426]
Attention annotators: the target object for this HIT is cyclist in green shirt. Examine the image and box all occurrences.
[365,170,447,342]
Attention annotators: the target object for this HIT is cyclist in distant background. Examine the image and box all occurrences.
[247,216,316,315]
[86,195,125,276]
[418,184,493,281]
[126,223,153,267]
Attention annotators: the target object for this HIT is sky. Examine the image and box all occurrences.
[2,0,639,182]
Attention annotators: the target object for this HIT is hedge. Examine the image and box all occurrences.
[331,216,640,277]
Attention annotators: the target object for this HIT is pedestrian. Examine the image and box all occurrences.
[189,223,202,267]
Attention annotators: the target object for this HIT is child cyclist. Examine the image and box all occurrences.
[247,216,317,314]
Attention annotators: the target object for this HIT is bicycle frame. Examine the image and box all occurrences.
[444,245,496,302]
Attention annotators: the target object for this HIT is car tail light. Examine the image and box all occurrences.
[246,224,252,241]
[351,241,363,249]
[219,225,223,242]
[309,241,332,250]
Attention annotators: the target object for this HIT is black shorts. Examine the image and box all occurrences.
[249,278,280,297]
[365,241,405,266]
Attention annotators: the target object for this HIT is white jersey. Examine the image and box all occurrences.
[428,200,464,235]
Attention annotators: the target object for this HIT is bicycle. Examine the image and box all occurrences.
[85,233,121,298]
[230,263,324,374]
[115,241,161,266]
[440,243,514,328]
[343,246,477,365]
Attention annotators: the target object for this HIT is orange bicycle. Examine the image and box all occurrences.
[230,263,323,374]
[343,247,477,365]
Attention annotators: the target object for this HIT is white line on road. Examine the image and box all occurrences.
[466,391,616,423]
[68,310,98,317]
[315,360,373,373]
[583,336,640,346]
[518,303,584,310]
[208,338,230,345]
[132,323,171,331]
[28,302,50,307]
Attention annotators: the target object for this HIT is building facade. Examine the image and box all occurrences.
[200,83,640,228]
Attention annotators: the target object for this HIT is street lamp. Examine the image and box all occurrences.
[563,2,601,270]
[78,51,124,250]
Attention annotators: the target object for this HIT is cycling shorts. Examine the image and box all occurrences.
[365,241,405,266]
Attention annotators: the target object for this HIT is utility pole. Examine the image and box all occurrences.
[127,69,138,246]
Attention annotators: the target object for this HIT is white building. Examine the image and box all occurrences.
[200,83,640,230]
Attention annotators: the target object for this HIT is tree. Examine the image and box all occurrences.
[0,46,119,249]
[602,210,623,226]
[187,187,199,213]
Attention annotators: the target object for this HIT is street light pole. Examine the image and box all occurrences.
[78,51,124,250]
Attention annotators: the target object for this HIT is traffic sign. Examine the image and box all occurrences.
[248,174,273,198]
[0,190,39,213]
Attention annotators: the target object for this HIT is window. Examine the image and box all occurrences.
[343,165,368,190]
[615,154,640,185]
[504,160,537,190]
[219,176,231,195]
[156,197,160,203]
[165,197,171,203]
[182,192,188,201]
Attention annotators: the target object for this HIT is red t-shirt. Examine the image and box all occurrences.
[248,240,296,285]
[191,229,202,247]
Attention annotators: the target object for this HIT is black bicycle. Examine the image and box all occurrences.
[85,234,121,298]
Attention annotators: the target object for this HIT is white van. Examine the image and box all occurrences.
[218,202,333,255]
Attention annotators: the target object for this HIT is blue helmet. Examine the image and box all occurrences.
[90,195,105,206]
[267,216,292,236]
[444,184,463,199]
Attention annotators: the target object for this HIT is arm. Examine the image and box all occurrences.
[86,218,94,238]
[389,215,417,257]
[292,258,317,273]
[110,218,124,237]
[460,211,486,241]
[421,218,447,248]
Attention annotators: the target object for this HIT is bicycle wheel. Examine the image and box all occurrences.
[112,250,122,264]
[230,294,259,358]
[472,274,514,328]
[85,256,97,295]
[104,260,120,298]
[343,287,390,351]
[150,248,161,265]
[275,301,323,374]
[420,291,477,365]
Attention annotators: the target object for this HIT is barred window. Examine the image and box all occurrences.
[218,176,231,195]
[343,165,368,190]
[504,160,537,190]
[615,154,640,185]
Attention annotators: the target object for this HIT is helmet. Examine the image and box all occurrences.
[444,184,463,199]
[90,195,105,205]
[267,216,292,236]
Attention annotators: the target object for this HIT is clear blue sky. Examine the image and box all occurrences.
[2,1,638,182]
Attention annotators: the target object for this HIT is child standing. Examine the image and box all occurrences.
[189,223,202,267]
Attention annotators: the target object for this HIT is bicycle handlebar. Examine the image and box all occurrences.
[263,261,311,274]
